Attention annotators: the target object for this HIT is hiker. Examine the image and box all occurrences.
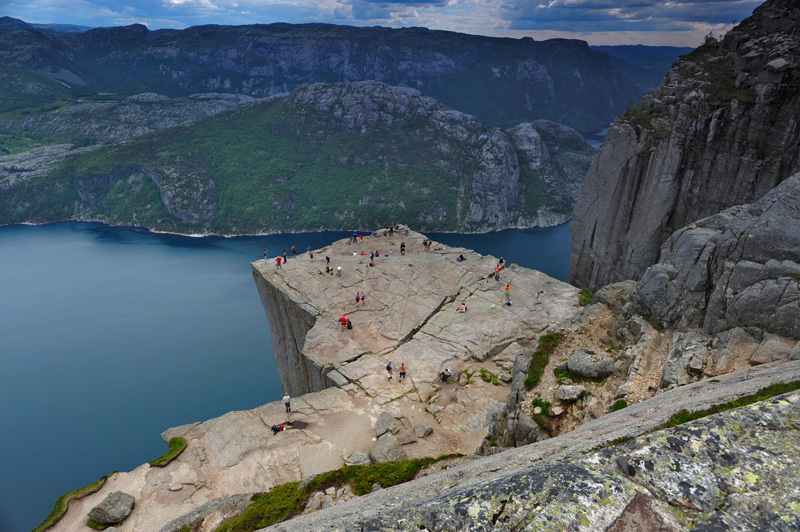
[440,368,452,383]
[505,284,510,301]
[456,303,467,313]
[340,315,347,331]
[370,251,374,260]
[457,253,465,262]
[271,423,289,435]
[309,251,314,261]
[386,360,394,381]
[282,392,291,413]
[398,363,406,382]
[263,250,268,261]
[400,242,406,255]
[291,246,297,256]
[356,292,361,304]
[326,256,330,265]
[283,250,288,263]
[336,266,342,277]
[275,256,282,268]
[360,292,365,305]
[346,318,353,330]
[494,265,501,282]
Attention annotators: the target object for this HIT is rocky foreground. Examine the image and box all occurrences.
[46,228,800,532]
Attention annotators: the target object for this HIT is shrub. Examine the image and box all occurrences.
[578,288,593,306]
[611,399,628,412]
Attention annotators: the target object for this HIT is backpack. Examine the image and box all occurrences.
[346,319,352,329]
[386,362,392,371]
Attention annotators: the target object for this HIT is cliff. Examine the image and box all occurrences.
[252,229,581,396]
[568,0,800,291]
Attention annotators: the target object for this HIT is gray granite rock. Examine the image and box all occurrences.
[368,434,408,463]
[345,452,370,467]
[554,385,587,402]
[413,423,433,438]
[564,348,615,378]
[89,491,135,525]
[636,173,800,339]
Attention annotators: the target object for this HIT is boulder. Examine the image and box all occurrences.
[368,434,408,463]
[564,348,615,378]
[345,452,370,467]
[554,385,587,402]
[373,411,399,438]
[89,491,135,525]
[414,423,433,438]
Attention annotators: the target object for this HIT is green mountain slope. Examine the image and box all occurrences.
[0,82,594,235]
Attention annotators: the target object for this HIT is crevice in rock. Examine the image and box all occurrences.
[491,497,509,525]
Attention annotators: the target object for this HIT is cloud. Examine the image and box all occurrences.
[505,0,762,33]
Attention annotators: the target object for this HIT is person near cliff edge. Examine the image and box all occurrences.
[282,392,291,413]
[283,249,288,263]
[263,250,268,262]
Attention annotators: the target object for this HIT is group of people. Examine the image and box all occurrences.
[385,360,406,382]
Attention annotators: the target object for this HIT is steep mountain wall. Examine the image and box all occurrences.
[0,20,645,131]
[569,0,800,291]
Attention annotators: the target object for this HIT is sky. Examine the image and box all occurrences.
[0,0,765,47]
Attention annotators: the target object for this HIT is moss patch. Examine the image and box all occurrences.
[33,472,115,532]
[214,454,462,532]
[149,436,187,467]
[524,333,566,389]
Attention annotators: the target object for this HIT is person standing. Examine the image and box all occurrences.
[400,242,406,255]
[356,292,361,305]
[275,257,282,269]
[337,266,342,277]
[398,363,406,382]
[263,250,268,262]
[505,284,510,301]
[282,392,291,413]
[291,246,297,256]
[386,360,394,381]
[326,256,330,265]
[360,292,365,305]
[340,315,347,331]
[283,250,288,263]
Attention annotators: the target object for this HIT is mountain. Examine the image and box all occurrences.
[569,0,800,291]
[591,44,694,93]
[0,18,684,132]
[0,81,595,234]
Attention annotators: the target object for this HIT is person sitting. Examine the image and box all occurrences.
[456,303,467,313]
[440,368,452,383]
[457,253,465,262]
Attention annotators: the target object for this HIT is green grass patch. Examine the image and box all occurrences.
[554,367,606,385]
[215,454,462,532]
[524,333,566,389]
[33,472,115,532]
[578,288,593,307]
[663,380,800,429]
[149,436,187,467]
[611,399,628,412]
[480,368,492,382]
[86,517,111,530]
[531,398,552,430]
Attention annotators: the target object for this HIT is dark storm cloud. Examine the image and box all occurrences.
[507,0,763,32]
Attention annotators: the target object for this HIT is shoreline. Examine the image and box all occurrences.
[1,217,572,239]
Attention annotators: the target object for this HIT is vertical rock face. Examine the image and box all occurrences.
[634,172,800,339]
[569,0,800,291]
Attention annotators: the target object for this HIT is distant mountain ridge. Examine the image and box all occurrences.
[0,17,688,132]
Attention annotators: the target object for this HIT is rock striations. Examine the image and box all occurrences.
[635,172,800,338]
[569,0,800,291]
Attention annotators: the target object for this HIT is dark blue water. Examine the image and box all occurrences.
[0,221,570,531]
